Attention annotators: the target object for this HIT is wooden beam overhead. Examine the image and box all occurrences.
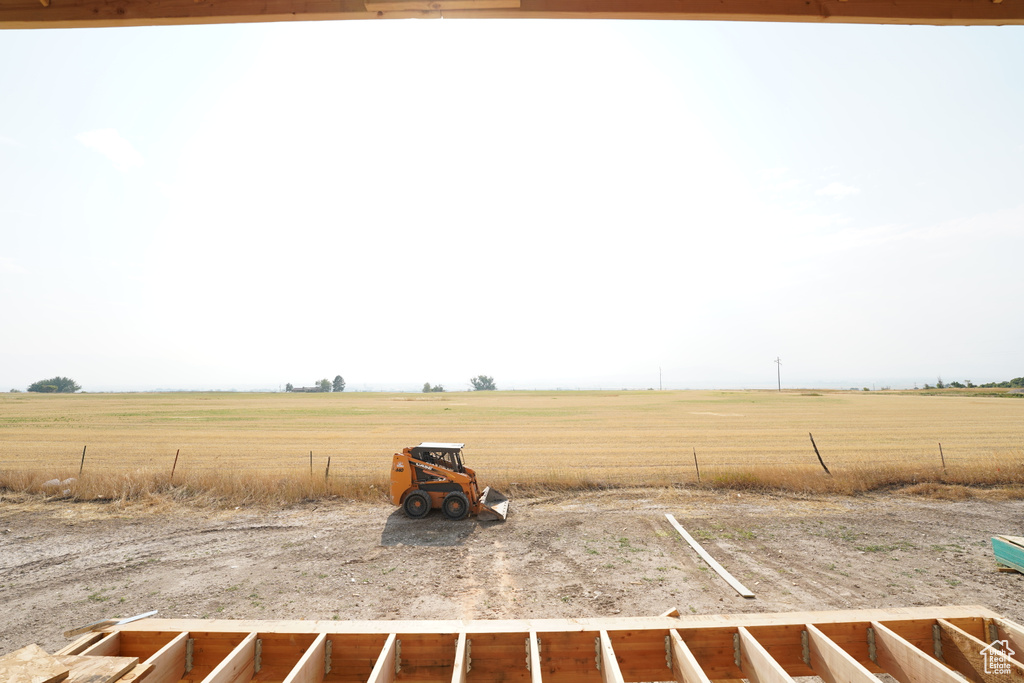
[1,0,1021,27]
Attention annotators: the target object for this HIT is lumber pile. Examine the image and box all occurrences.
[0,643,145,683]
[993,535,1024,574]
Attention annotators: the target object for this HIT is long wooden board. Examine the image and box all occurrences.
[665,514,755,598]
[1,0,1022,27]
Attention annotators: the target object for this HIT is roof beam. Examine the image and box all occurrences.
[1,0,1021,28]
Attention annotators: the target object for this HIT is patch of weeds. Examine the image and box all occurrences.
[931,544,966,553]
[947,579,962,587]
[317,573,328,579]
[586,548,600,555]
[382,567,396,575]
[689,606,697,614]
[227,585,240,592]
[602,563,615,569]
[88,591,110,603]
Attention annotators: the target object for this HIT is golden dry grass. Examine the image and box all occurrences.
[1,389,1022,504]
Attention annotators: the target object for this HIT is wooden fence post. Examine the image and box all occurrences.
[170,449,180,482]
[939,443,946,472]
[79,445,87,477]
[809,433,831,475]
[693,447,701,484]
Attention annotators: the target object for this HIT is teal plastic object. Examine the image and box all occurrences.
[992,535,1024,573]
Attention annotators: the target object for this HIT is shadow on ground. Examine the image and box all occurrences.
[379,509,500,547]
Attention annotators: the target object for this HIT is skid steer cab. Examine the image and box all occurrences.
[390,442,510,521]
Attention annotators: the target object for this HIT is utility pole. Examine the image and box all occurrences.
[774,357,782,391]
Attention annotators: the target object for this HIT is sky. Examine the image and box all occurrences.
[1,19,1022,392]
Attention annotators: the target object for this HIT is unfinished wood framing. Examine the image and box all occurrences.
[8,605,1024,683]
[0,0,1022,27]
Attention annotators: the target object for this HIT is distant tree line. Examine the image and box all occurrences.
[286,375,345,392]
[422,383,445,393]
[27,376,81,393]
[922,376,1023,390]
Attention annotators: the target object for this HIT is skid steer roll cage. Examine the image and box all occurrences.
[409,444,466,474]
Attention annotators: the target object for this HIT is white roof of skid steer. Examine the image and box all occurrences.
[418,442,464,449]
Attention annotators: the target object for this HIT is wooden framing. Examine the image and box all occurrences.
[0,0,1022,28]
[10,605,1023,683]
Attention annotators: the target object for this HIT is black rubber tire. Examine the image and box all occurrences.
[403,490,431,519]
[442,491,470,520]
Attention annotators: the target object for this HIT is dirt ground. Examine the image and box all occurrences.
[2,488,1023,656]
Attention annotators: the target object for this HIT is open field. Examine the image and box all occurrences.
[1,389,1022,501]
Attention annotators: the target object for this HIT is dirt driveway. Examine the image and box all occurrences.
[2,488,1022,655]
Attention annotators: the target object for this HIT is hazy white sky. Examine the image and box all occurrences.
[1,19,1022,392]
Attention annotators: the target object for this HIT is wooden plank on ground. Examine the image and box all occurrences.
[871,621,961,683]
[668,629,712,683]
[282,632,326,683]
[0,644,70,683]
[451,633,468,683]
[665,514,755,599]
[598,631,625,683]
[197,632,256,683]
[56,655,139,683]
[366,634,397,683]
[54,635,105,657]
[141,632,188,683]
[938,618,1024,683]
[527,632,542,683]
[737,627,794,683]
[805,623,876,683]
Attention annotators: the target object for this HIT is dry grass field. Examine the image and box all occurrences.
[1,389,1022,503]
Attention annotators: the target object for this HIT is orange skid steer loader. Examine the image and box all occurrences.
[389,443,510,521]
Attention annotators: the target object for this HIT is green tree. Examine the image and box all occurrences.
[333,375,346,392]
[285,383,294,392]
[28,376,81,393]
[470,375,496,391]
[422,382,432,393]
[318,378,332,392]
[431,384,445,392]
[936,376,945,389]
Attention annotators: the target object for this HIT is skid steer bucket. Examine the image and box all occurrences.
[478,486,510,521]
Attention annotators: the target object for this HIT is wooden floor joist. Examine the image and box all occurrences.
[8,605,1023,683]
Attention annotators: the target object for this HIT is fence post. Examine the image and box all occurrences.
[693,447,701,484]
[310,451,313,476]
[324,456,331,491]
[939,443,946,472]
[170,449,180,482]
[79,445,87,477]
[809,433,831,475]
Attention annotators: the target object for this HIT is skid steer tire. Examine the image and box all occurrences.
[442,491,470,520]
[403,490,431,519]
